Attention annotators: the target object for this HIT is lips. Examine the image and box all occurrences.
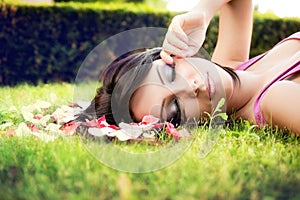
[207,72,216,101]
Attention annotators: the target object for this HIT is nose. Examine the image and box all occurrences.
[171,77,207,98]
[191,78,207,96]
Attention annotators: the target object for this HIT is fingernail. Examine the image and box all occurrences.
[166,57,173,64]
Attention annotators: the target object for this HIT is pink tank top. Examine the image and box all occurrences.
[235,32,300,127]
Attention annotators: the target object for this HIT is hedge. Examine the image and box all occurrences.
[0,2,299,85]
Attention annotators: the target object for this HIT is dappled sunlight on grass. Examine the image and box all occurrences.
[0,83,299,199]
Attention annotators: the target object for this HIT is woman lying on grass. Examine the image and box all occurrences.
[77,0,300,136]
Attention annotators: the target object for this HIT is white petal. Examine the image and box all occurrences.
[45,123,61,132]
[119,122,152,132]
[142,131,156,139]
[61,105,73,112]
[52,106,75,124]
[114,130,132,141]
[88,127,114,137]
[39,115,51,126]
[21,110,34,122]
[15,122,32,137]
[15,122,58,142]
[0,122,14,131]
[121,127,145,139]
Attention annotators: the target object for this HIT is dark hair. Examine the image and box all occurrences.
[76,48,162,125]
[214,62,240,85]
[76,48,240,126]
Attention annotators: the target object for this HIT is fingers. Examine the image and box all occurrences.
[161,31,189,63]
[160,50,174,64]
[160,13,205,63]
[171,15,189,43]
[164,24,189,52]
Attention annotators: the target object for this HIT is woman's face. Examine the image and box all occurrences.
[130,57,230,125]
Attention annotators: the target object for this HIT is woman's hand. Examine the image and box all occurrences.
[160,11,208,64]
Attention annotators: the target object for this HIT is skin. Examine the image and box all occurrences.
[131,38,300,135]
[160,0,253,67]
[157,0,300,135]
[130,0,300,135]
[130,58,233,123]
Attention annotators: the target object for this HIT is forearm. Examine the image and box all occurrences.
[191,0,232,26]
[160,0,248,64]
[212,0,253,67]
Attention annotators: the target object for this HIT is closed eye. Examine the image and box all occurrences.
[166,98,181,127]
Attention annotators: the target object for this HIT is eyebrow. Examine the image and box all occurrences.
[155,62,167,121]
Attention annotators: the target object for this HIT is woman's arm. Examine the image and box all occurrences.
[211,0,253,68]
[161,0,253,68]
[161,0,232,64]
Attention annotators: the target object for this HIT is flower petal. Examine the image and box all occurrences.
[52,105,76,124]
[142,131,156,139]
[88,127,116,137]
[165,122,180,140]
[114,130,133,141]
[118,122,147,138]
[16,122,36,136]
[84,119,98,127]
[141,115,160,125]
[21,110,34,122]
[61,121,80,136]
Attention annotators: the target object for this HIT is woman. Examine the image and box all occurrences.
[78,0,300,136]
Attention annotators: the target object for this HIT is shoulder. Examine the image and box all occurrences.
[261,80,300,135]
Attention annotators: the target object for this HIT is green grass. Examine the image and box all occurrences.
[0,83,299,200]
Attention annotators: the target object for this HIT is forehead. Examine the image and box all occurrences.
[130,59,169,121]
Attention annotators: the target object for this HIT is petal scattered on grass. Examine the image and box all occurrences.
[12,100,188,143]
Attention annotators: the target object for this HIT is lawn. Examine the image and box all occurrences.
[0,83,299,199]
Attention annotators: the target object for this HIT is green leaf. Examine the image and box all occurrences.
[216,113,228,121]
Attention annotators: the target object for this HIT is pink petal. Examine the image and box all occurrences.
[84,119,98,127]
[108,125,119,130]
[141,115,159,125]
[98,115,106,122]
[33,114,43,120]
[27,124,39,132]
[165,122,180,140]
[5,129,15,136]
[97,115,107,125]
[153,123,164,129]
[61,121,80,135]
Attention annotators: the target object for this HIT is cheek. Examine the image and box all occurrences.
[176,62,196,79]
[183,98,212,120]
[175,61,207,87]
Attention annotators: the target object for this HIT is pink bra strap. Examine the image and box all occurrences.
[254,60,300,127]
[235,53,265,71]
[236,31,300,71]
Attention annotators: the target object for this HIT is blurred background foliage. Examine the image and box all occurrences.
[0,0,299,85]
